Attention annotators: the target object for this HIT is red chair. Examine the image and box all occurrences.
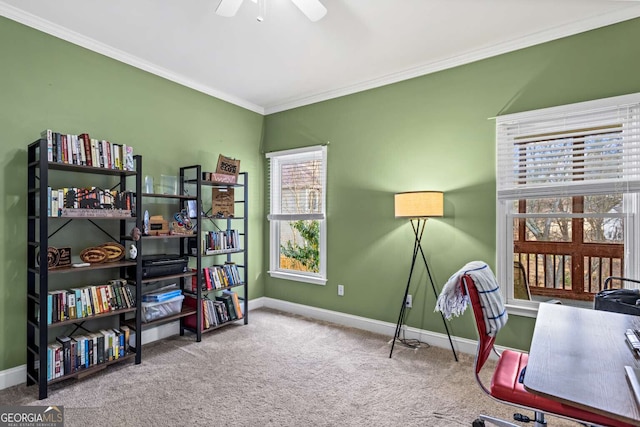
[460,273,635,427]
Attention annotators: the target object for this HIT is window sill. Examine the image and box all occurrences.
[506,297,593,318]
[268,270,327,286]
[505,302,539,318]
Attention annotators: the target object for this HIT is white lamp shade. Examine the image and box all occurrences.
[394,191,444,218]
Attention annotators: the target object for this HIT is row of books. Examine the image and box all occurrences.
[189,263,243,292]
[47,187,135,217]
[190,230,241,255]
[47,280,135,325]
[183,291,243,330]
[48,327,130,381]
[42,129,135,171]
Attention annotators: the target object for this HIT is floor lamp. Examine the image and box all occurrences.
[389,191,458,361]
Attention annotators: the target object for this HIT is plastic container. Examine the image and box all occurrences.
[160,175,178,195]
[141,295,184,322]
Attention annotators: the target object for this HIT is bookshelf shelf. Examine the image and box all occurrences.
[141,192,197,200]
[183,282,245,297]
[47,307,137,328]
[139,271,196,284]
[125,306,198,330]
[140,234,194,240]
[27,136,143,400]
[45,351,137,385]
[43,260,137,275]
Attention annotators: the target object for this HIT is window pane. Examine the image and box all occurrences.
[583,194,624,243]
[525,218,571,242]
[525,197,572,213]
[516,253,572,290]
[524,197,572,242]
[280,160,323,215]
[278,220,320,273]
[584,256,623,293]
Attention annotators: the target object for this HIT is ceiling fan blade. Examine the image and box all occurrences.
[290,0,327,22]
[216,0,244,17]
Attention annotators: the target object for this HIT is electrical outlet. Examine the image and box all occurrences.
[405,294,412,308]
[338,284,344,296]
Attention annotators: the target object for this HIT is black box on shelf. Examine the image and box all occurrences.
[128,254,189,279]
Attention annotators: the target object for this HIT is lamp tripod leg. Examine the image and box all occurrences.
[417,237,458,362]
[389,220,423,358]
[389,270,415,358]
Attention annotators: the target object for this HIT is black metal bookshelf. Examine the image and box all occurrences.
[26,138,143,399]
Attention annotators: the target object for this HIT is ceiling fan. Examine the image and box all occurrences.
[216,0,327,22]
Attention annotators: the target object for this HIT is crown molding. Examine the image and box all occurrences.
[0,1,265,115]
[2,1,639,116]
[264,6,640,114]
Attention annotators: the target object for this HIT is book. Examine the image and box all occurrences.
[112,329,120,359]
[216,295,236,320]
[69,338,77,374]
[96,333,105,364]
[223,290,243,319]
[124,144,134,171]
[55,132,62,163]
[91,286,102,314]
[86,334,93,368]
[84,134,92,166]
[120,325,130,352]
[72,335,84,370]
[100,285,110,312]
[67,291,76,319]
[47,292,53,325]
[82,287,92,316]
[51,343,62,379]
[75,135,86,166]
[210,300,220,327]
[42,129,53,162]
[56,336,71,376]
[203,267,213,290]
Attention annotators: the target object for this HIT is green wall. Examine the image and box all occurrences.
[2,12,640,375]
[262,18,640,351]
[0,16,265,371]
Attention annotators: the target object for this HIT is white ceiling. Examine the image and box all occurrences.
[2,0,640,115]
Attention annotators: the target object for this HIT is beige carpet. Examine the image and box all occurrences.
[0,308,576,427]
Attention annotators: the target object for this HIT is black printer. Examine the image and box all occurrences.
[128,254,189,279]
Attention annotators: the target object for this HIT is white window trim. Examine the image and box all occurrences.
[496,93,640,317]
[267,145,327,285]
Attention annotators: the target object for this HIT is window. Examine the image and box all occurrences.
[267,145,327,285]
[496,93,640,315]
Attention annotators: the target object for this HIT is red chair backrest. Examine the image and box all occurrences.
[461,274,497,374]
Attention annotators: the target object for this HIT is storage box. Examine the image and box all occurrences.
[141,295,184,323]
[141,288,182,303]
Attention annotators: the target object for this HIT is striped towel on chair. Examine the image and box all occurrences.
[435,261,507,336]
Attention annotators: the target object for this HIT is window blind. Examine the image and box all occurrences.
[267,145,326,221]
[496,93,640,200]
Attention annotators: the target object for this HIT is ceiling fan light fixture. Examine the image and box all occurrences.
[216,0,244,17]
[254,0,266,21]
[290,0,327,22]
[216,0,326,22]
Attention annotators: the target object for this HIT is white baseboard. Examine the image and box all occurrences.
[0,297,480,391]
[261,297,480,357]
[0,364,27,391]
